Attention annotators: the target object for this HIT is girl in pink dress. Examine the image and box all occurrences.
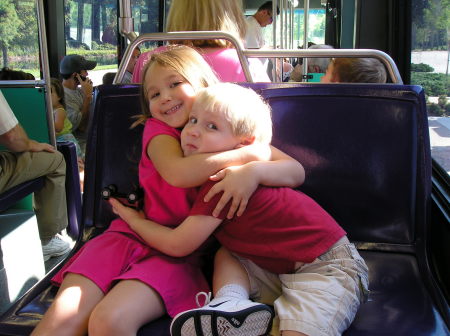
[32,45,304,336]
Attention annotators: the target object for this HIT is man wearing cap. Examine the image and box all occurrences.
[59,55,96,143]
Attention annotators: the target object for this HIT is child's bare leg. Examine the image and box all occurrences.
[31,273,104,336]
[88,279,165,336]
[169,247,274,336]
[213,246,250,294]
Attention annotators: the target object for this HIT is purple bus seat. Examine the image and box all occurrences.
[57,141,82,239]
[0,177,44,213]
[0,83,448,336]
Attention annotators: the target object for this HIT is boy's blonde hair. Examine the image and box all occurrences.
[195,83,273,144]
[331,57,387,83]
[166,0,246,48]
[136,45,219,126]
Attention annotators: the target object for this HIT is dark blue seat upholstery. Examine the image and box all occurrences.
[0,178,44,213]
[0,142,81,239]
[0,83,448,335]
[57,141,82,239]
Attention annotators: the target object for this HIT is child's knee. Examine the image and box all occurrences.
[88,304,123,336]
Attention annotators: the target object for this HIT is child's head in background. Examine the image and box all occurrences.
[321,57,387,83]
[181,83,272,156]
[50,78,66,109]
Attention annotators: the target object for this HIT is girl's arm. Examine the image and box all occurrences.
[53,108,66,133]
[148,134,272,188]
[109,198,220,257]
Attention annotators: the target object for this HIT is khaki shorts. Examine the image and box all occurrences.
[234,237,369,336]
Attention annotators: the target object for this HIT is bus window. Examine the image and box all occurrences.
[0,0,40,78]
[63,0,169,86]
[411,0,450,175]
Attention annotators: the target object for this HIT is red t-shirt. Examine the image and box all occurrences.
[190,181,346,274]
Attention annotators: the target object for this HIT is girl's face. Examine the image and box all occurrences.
[50,85,59,108]
[144,63,196,128]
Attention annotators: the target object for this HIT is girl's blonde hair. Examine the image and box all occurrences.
[195,83,273,144]
[135,45,219,126]
[166,0,246,48]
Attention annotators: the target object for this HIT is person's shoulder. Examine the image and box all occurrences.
[145,118,180,137]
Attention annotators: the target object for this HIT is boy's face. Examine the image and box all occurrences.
[144,64,196,128]
[181,102,245,156]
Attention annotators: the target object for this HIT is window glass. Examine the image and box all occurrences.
[0,0,39,78]
[411,0,450,174]
[64,0,168,86]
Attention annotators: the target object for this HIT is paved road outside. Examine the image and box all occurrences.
[411,50,449,74]
[429,117,450,174]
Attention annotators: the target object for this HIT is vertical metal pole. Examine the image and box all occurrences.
[36,0,56,146]
[302,0,310,79]
[272,0,278,81]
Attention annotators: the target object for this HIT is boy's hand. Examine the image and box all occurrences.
[205,164,259,219]
[109,198,145,225]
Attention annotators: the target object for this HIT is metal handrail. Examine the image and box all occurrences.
[114,31,250,84]
[115,31,403,84]
[244,48,403,84]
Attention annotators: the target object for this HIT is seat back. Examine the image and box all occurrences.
[253,83,430,247]
[83,84,143,229]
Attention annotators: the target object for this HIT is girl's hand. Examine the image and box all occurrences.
[205,164,259,219]
[109,198,145,226]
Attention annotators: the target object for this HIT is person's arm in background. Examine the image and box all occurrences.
[0,124,55,153]
[0,91,55,153]
[53,108,66,134]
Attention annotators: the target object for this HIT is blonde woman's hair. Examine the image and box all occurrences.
[135,45,220,126]
[166,0,246,48]
[194,83,273,144]
[331,58,387,83]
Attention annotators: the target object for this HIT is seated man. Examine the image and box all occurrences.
[0,90,70,261]
[59,54,97,154]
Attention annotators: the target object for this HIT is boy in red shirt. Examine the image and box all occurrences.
[110,83,369,336]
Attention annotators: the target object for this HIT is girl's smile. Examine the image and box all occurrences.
[144,64,196,128]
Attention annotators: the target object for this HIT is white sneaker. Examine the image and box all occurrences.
[170,293,274,336]
[42,234,71,261]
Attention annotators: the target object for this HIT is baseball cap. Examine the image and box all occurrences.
[60,54,97,75]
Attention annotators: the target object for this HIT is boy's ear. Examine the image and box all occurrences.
[240,136,255,146]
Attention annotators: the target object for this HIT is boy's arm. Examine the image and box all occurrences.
[148,134,271,188]
[205,145,305,218]
[109,198,221,257]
